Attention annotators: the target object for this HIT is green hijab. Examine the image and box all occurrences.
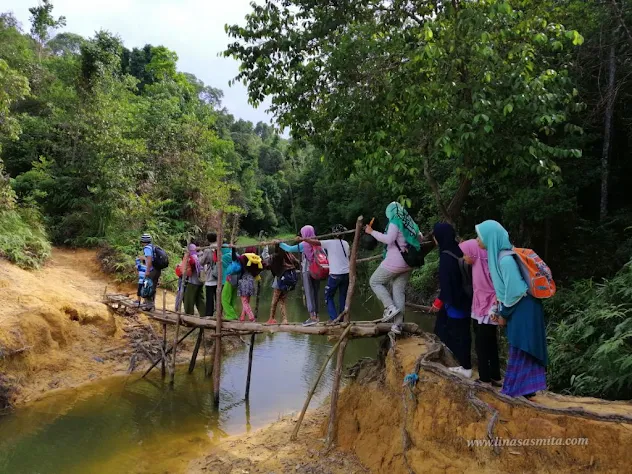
[385,202,420,250]
[476,220,526,307]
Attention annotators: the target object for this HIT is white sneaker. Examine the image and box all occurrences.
[381,305,401,323]
[449,366,472,378]
[390,324,402,335]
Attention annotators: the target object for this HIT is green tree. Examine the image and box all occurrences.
[28,0,66,60]
[226,0,584,223]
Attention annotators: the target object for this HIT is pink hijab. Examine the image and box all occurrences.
[300,225,316,261]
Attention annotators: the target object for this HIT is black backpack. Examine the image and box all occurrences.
[278,269,298,292]
[442,250,473,299]
[395,241,425,268]
[152,246,169,270]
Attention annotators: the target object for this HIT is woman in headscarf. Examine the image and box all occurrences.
[365,202,422,335]
[432,222,473,378]
[182,243,206,317]
[476,220,548,398]
[237,246,263,322]
[459,238,502,387]
[266,243,300,324]
[221,242,240,321]
[280,225,322,326]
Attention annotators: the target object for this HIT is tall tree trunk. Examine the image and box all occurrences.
[600,40,616,222]
[446,175,472,223]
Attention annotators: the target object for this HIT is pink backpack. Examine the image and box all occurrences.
[309,247,330,280]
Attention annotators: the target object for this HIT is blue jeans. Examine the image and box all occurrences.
[325,274,349,320]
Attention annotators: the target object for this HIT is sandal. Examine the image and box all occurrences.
[266,319,277,325]
[281,319,288,324]
[249,317,256,322]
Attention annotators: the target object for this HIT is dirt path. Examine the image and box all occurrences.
[0,248,170,406]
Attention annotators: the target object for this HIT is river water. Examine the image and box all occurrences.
[0,279,433,474]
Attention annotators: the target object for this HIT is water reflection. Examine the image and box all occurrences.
[0,277,434,474]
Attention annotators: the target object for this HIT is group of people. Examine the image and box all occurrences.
[364,202,547,399]
[138,225,353,327]
[136,200,548,399]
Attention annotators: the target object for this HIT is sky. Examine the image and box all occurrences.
[2,0,272,126]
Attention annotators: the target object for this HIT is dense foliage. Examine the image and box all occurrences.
[0,4,312,273]
[225,0,632,399]
[3,1,632,399]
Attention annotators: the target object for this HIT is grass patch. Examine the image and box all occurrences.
[236,232,297,246]
[0,208,51,269]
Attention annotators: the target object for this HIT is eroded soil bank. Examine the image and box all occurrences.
[192,337,632,474]
[333,337,632,473]
[0,249,203,407]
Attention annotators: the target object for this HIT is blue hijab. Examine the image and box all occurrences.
[475,220,527,307]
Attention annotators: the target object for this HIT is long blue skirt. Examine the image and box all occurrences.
[502,345,547,397]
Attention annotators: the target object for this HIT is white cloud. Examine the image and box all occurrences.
[3,0,272,126]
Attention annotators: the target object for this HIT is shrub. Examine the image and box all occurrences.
[408,251,439,303]
[0,208,51,268]
[546,260,632,400]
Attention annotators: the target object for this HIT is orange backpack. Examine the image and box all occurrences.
[499,248,556,299]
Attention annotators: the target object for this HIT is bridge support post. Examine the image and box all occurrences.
[213,211,225,405]
[161,290,167,378]
[188,329,204,373]
[326,215,363,448]
[245,245,263,400]
[169,314,181,386]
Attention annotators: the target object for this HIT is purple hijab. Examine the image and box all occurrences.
[300,225,316,262]
[188,243,202,275]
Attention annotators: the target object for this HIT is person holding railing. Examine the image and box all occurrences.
[279,225,322,327]
[365,202,423,335]
[301,224,351,321]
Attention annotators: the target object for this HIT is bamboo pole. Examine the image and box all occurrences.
[188,329,203,373]
[161,290,167,378]
[326,215,363,448]
[194,228,355,252]
[169,314,181,386]
[213,211,225,405]
[245,244,262,400]
[290,324,353,441]
[141,327,196,378]
[356,255,382,264]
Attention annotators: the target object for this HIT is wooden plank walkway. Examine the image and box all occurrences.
[104,293,421,338]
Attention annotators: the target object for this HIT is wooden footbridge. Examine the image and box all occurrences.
[103,215,431,447]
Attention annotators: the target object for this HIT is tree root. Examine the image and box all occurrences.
[467,389,501,455]
[411,333,632,424]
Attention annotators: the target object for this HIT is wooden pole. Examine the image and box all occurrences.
[141,327,196,378]
[291,323,353,441]
[213,210,225,405]
[344,216,363,316]
[188,329,204,373]
[245,245,262,400]
[326,215,363,448]
[169,314,181,386]
[194,228,355,252]
[161,290,167,378]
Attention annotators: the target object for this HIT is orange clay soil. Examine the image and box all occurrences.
[190,337,632,474]
[330,337,632,473]
[188,406,368,474]
[0,249,201,406]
